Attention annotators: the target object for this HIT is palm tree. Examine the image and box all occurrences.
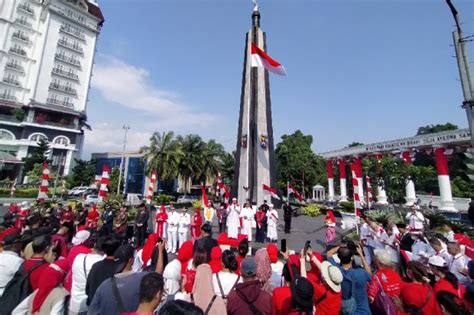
[220,151,235,184]
[177,134,206,193]
[140,131,183,183]
[201,139,226,183]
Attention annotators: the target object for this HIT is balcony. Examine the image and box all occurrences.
[9,47,27,57]
[59,25,85,41]
[6,63,25,74]
[12,32,30,44]
[55,54,81,68]
[58,39,83,54]
[0,94,17,102]
[17,3,34,16]
[14,18,32,30]
[2,78,21,88]
[46,98,74,109]
[49,83,77,96]
[52,67,79,81]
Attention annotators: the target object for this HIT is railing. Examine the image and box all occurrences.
[0,94,17,102]
[38,119,76,129]
[46,98,74,108]
[14,18,32,29]
[51,67,79,81]
[2,78,21,87]
[9,47,27,57]
[55,54,81,67]
[58,39,83,54]
[59,25,85,40]
[12,32,29,44]
[17,3,34,15]
[6,63,25,73]
[49,83,77,96]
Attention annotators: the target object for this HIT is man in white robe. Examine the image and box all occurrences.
[240,202,254,242]
[227,198,240,239]
[266,204,278,242]
[178,208,191,248]
[167,206,179,253]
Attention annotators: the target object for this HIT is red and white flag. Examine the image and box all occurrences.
[98,164,110,201]
[365,175,373,208]
[37,162,49,202]
[350,166,361,216]
[263,184,280,200]
[251,43,287,76]
[287,184,303,201]
[146,171,157,205]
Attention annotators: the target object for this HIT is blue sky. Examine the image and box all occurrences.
[84,0,474,158]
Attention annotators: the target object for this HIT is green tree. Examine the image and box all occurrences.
[108,166,120,194]
[220,152,235,185]
[416,123,458,135]
[22,139,50,175]
[66,159,96,188]
[177,134,206,192]
[201,139,226,183]
[25,163,57,184]
[347,142,364,148]
[275,130,326,197]
[140,131,183,182]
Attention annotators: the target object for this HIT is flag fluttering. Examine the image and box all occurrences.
[350,166,361,217]
[263,184,281,200]
[287,184,303,201]
[251,43,287,76]
[37,162,49,202]
[98,164,110,201]
[146,171,157,205]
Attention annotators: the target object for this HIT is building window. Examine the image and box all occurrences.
[53,136,70,146]
[0,129,15,140]
[29,133,47,142]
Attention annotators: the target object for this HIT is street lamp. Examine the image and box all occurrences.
[117,125,130,195]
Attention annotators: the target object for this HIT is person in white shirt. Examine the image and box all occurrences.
[177,208,191,248]
[212,250,242,298]
[203,202,215,224]
[359,216,373,266]
[266,204,279,242]
[69,241,105,315]
[411,233,430,263]
[428,237,451,263]
[0,234,23,297]
[447,242,471,286]
[443,223,456,242]
[227,198,241,239]
[406,205,425,232]
[239,202,254,242]
[167,206,180,253]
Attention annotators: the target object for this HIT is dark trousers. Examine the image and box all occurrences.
[284,217,291,233]
[218,218,226,234]
[135,226,147,248]
[255,225,265,243]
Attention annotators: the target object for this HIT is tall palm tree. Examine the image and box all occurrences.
[177,134,207,193]
[201,139,226,183]
[140,131,183,183]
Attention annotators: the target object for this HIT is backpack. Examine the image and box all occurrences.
[370,275,397,315]
[0,262,45,315]
[341,269,357,315]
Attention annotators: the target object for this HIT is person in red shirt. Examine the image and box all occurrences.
[86,204,100,230]
[324,209,337,244]
[428,255,466,299]
[400,261,442,315]
[64,230,92,292]
[155,204,168,239]
[190,208,202,240]
[368,249,402,302]
[23,234,51,291]
[273,254,301,315]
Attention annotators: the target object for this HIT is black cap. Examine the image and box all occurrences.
[2,233,22,247]
[114,244,135,273]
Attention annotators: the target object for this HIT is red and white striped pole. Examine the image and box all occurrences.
[37,162,49,202]
[365,175,373,209]
[326,160,335,201]
[338,158,348,202]
[353,157,365,204]
[98,164,110,202]
[401,151,416,206]
[434,147,456,211]
[146,171,157,205]
[350,164,361,234]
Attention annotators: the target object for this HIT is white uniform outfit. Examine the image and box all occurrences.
[445,231,455,242]
[167,211,180,253]
[360,223,373,266]
[448,253,470,286]
[411,239,430,262]
[178,211,191,248]
[266,206,279,242]
[406,211,425,232]
[227,202,241,239]
[239,206,254,242]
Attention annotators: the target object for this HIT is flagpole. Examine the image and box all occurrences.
[287,181,289,202]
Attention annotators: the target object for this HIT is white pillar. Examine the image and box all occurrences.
[328,178,335,201]
[376,180,388,205]
[340,178,348,202]
[405,179,416,206]
[357,177,364,203]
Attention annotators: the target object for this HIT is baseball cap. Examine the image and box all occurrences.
[240,257,257,277]
[114,244,135,273]
[428,255,446,268]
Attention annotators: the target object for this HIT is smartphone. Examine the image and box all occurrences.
[281,239,287,253]
[304,240,311,256]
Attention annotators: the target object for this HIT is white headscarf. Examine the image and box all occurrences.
[163,259,182,296]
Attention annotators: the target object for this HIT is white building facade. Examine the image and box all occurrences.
[0,0,103,180]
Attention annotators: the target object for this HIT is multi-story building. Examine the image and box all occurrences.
[0,0,103,180]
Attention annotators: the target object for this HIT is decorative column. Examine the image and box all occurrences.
[434,147,456,211]
[326,160,335,201]
[353,157,365,204]
[402,151,417,206]
[374,154,388,205]
[338,158,348,202]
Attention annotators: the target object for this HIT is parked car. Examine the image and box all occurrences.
[68,186,89,197]
[81,188,98,198]
[176,195,199,203]
[84,195,99,206]
[125,193,144,206]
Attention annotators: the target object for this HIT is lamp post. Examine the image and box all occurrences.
[117,125,130,195]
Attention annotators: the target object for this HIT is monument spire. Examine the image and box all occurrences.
[252,0,260,28]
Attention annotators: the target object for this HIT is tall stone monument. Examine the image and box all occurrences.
[233,3,277,206]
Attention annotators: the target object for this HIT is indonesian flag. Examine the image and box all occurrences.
[251,43,287,76]
[98,164,110,201]
[146,171,157,205]
[350,166,361,216]
[37,162,49,202]
[223,185,231,204]
[288,184,303,201]
[263,184,281,200]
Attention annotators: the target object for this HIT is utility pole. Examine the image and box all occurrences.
[117,125,130,195]
[446,0,474,145]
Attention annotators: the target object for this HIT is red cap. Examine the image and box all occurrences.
[266,244,278,263]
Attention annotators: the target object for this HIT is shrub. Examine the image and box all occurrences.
[302,204,321,217]
[339,201,355,213]
[154,194,173,204]
[192,199,202,209]
[0,188,40,198]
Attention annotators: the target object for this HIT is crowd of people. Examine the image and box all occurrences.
[0,198,473,315]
